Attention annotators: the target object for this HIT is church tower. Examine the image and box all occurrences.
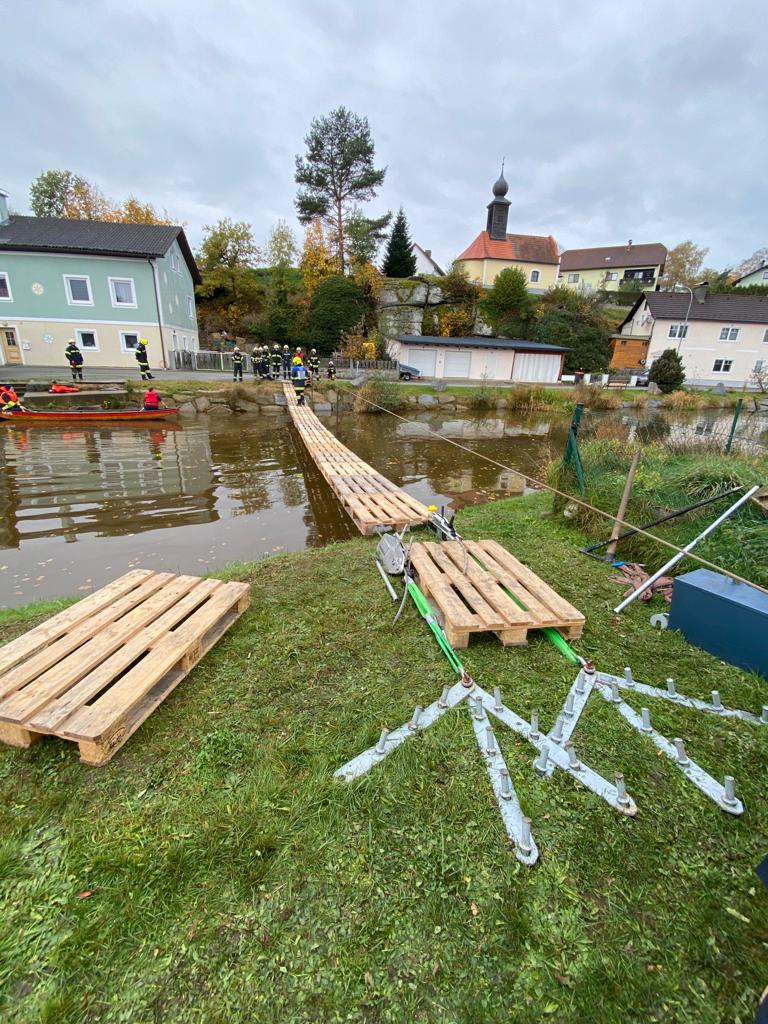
[486,165,510,241]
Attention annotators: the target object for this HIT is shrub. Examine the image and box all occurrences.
[353,374,402,413]
[308,275,365,354]
[648,348,685,393]
[571,382,621,410]
[661,389,704,410]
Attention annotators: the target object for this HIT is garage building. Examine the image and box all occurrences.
[389,335,569,383]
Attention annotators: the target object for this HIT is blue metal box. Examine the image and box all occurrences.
[668,568,768,677]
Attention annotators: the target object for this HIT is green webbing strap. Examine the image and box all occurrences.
[406,578,464,675]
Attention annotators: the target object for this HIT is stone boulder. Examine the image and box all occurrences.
[417,394,438,407]
[193,396,210,412]
[178,402,197,416]
[312,402,332,413]
[207,404,234,416]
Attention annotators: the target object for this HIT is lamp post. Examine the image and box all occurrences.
[676,285,694,353]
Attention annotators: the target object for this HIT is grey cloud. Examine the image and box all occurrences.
[4,0,767,269]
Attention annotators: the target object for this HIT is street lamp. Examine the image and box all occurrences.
[675,285,694,353]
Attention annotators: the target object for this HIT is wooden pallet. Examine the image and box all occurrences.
[0,570,250,765]
[283,383,430,534]
[409,539,585,649]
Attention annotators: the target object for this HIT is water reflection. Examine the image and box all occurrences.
[1,404,765,606]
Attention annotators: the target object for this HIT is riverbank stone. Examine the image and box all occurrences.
[178,402,197,416]
[193,397,211,412]
[418,394,438,407]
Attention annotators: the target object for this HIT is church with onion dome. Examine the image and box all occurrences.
[454,168,560,294]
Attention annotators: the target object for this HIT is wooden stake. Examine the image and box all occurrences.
[606,449,641,561]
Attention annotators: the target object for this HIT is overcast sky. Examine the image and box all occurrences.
[4,0,767,270]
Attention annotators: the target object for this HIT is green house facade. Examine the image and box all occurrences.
[0,191,201,369]
[733,264,768,288]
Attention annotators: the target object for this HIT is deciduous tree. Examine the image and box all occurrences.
[308,275,365,353]
[660,241,710,289]
[29,169,174,223]
[299,219,335,297]
[382,208,417,278]
[295,107,386,273]
[734,248,768,279]
[196,219,263,333]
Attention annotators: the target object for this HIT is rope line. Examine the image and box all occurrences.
[336,385,768,598]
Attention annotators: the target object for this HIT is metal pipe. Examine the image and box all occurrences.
[375,560,398,601]
[613,485,762,614]
[606,449,641,560]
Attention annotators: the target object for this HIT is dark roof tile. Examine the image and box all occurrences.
[398,335,570,352]
[559,243,667,272]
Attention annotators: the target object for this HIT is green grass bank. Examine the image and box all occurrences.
[1,494,766,1023]
[550,439,768,588]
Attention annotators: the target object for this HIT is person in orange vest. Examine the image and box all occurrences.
[143,386,162,412]
[0,383,24,412]
[49,381,79,394]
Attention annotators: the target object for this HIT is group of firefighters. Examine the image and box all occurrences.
[232,344,335,406]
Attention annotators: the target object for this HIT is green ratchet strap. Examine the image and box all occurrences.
[406,578,464,675]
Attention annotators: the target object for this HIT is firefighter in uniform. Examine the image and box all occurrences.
[260,346,270,379]
[327,360,336,381]
[308,348,320,383]
[0,384,24,412]
[282,345,291,380]
[65,339,84,381]
[232,347,244,381]
[135,338,153,380]
[270,344,281,380]
[291,356,307,405]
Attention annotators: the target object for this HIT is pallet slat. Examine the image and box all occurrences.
[283,382,430,534]
[0,571,250,764]
[409,540,585,649]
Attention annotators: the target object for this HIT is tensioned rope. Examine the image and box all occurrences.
[332,385,768,598]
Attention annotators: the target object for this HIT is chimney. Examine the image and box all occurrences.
[0,189,8,225]
[425,249,432,258]
[627,239,633,251]
[693,281,709,304]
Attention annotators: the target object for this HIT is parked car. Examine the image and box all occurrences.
[634,371,650,387]
[398,364,422,381]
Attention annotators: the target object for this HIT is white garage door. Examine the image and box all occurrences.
[513,352,561,383]
[405,349,436,377]
[444,351,471,378]
[476,353,497,380]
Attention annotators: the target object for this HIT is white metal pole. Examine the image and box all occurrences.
[613,484,762,614]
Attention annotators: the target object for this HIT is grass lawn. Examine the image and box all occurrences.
[1,494,766,1023]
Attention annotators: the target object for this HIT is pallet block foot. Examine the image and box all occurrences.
[0,721,42,748]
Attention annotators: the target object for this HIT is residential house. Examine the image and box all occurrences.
[614,288,768,386]
[389,335,569,383]
[732,264,768,288]
[0,190,201,369]
[412,243,444,276]
[558,242,667,293]
[454,172,559,293]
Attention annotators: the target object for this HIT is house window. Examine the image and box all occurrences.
[172,331,178,350]
[567,273,579,283]
[668,324,688,339]
[170,252,181,273]
[530,269,540,283]
[755,360,764,372]
[64,275,93,305]
[605,272,618,281]
[763,329,768,343]
[182,335,188,351]
[76,329,99,351]
[712,359,733,373]
[0,271,11,301]
[109,277,137,307]
[763,270,768,280]
[719,326,739,341]
[120,332,140,352]
[187,295,194,318]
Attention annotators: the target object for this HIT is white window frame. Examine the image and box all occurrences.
[108,276,137,309]
[182,335,188,351]
[171,330,178,350]
[119,331,140,353]
[567,272,579,283]
[719,326,740,341]
[530,269,540,283]
[712,359,733,373]
[668,323,688,339]
[755,359,764,372]
[763,329,768,344]
[0,271,12,301]
[171,251,181,273]
[75,328,100,352]
[187,295,194,319]
[605,271,618,282]
[64,274,93,306]
[762,270,768,280]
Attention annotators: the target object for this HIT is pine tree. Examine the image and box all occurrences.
[648,348,686,393]
[382,208,417,278]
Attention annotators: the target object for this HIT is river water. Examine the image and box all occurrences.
[1,406,765,606]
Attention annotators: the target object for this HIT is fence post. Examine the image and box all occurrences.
[563,403,586,496]
[724,398,743,454]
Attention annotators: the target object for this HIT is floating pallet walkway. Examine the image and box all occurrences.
[283,382,430,534]
[0,570,250,765]
[409,539,585,649]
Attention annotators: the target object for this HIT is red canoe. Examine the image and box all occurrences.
[1,408,180,424]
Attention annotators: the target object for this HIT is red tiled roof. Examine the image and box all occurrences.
[456,230,559,265]
[559,243,667,272]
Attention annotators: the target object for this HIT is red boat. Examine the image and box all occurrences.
[1,408,179,424]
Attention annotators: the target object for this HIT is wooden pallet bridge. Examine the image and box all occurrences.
[0,570,250,765]
[283,382,430,534]
[409,539,585,649]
